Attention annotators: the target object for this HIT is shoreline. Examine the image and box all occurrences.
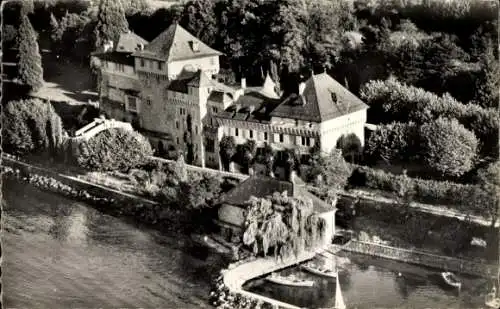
[1,157,208,243]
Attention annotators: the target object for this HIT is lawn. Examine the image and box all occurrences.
[31,50,98,105]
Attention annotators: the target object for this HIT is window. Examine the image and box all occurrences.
[146,98,152,105]
[195,126,198,135]
[140,59,145,67]
[176,137,180,144]
[212,106,218,113]
[206,138,215,152]
[306,137,311,146]
[279,133,284,143]
[127,96,138,112]
[264,132,268,141]
[235,128,239,136]
[117,64,125,72]
[249,130,253,139]
[158,61,163,70]
[301,136,306,146]
[176,121,179,129]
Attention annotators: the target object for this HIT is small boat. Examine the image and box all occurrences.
[441,272,462,290]
[301,263,338,278]
[266,273,315,287]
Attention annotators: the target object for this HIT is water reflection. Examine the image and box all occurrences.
[2,178,224,308]
[244,253,488,309]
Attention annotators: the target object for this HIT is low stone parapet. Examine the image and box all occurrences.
[341,240,497,277]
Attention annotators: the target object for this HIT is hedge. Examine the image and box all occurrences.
[349,165,490,216]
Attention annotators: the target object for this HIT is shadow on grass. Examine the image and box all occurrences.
[42,52,94,95]
[50,100,100,133]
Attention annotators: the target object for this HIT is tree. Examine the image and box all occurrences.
[304,0,350,70]
[17,15,44,92]
[242,192,326,259]
[75,128,153,171]
[336,133,363,163]
[473,38,499,109]
[270,0,309,73]
[283,148,299,175]
[419,118,478,177]
[219,135,237,168]
[20,0,34,16]
[93,0,129,50]
[360,77,498,159]
[179,173,223,210]
[180,0,218,46]
[476,161,500,228]
[365,122,418,164]
[241,139,257,172]
[261,143,275,176]
[52,12,93,58]
[3,98,63,156]
[307,148,351,202]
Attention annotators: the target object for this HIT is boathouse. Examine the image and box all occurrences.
[215,173,337,246]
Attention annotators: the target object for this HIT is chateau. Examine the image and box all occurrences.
[91,23,368,175]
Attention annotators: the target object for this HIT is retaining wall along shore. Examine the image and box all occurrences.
[211,251,318,309]
[1,157,189,231]
[337,240,497,277]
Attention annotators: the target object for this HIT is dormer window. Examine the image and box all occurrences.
[190,40,200,52]
[331,92,337,103]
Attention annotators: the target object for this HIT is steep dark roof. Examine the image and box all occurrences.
[132,23,223,62]
[215,91,280,123]
[219,175,331,213]
[167,70,214,93]
[115,32,148,53]
[270,73,368,122]
[208,91,232,103]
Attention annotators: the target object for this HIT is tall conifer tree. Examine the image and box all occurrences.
[17,15,43,92]
[94,0,129,50]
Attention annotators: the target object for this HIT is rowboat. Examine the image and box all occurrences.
[441,272,462,290]
[266,273,315,287]
[301,263,338,278]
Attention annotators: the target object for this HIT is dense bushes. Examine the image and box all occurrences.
[365,122,418,163]
[349,165,491,217]
[3,98,64,156]
[419,118,478,177]
[75,128,153,171]
[127,158,224,211]
[306,148,352,199]
[365,119,478,178]
[360,77,499,158]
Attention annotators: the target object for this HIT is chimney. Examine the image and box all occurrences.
[241,77,247,90]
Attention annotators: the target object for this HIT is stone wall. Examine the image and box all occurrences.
[340,240,497,277]
[212,251,317,309]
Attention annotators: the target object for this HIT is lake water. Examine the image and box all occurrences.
[2,178,225,309]
[244,253,489,309]
[2,178,491,309]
